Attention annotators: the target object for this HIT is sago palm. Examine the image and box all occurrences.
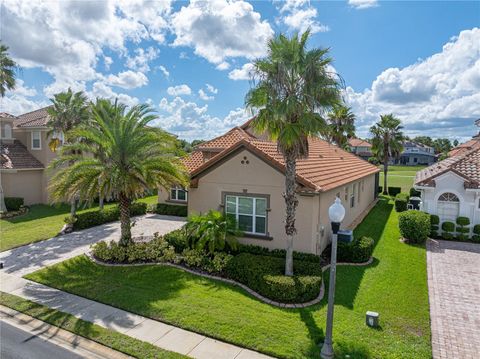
[49,100,188,246]
[370,114,404,194]
[0,43,16,97]
[325,104,356,149]
[245,30,341,275]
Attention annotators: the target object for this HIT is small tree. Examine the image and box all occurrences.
[324,104,355,149]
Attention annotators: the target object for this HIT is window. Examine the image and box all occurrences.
[437,192,460,222]
[438,193,459,202]
[225,195,267,235]
[2,124,12,138]
[350,184,356,208]
[170,187,187,202]
[31,131,41,149]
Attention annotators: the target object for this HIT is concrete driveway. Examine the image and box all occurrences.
[427,239,480,359]
[0,214,185,277]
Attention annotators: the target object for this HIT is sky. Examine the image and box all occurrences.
[1,0,479,142]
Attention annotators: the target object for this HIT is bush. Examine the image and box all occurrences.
[4,197,24,211]
[441,221,455,240]
[225,253,321,303]
[236,244,320,263]
[473,224,480,242]
[74,202,147,230]
[130,202,148,216]
[388,187,402,196]
[181,248,205,268]
[430,215,440,238]
[394,193,409,212]
[398,211,430,243]
[150,203,188,217]
[409,188,421,197]
[378,186,383,194]
[163,229,189,253]
[336,236,374,263]
[202,252,233,273]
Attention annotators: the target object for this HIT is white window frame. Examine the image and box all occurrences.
[31,131,41,150]
[350,184,356,208]
[170,187,187,202]
[3,123,12,139]
[225,195,267,235]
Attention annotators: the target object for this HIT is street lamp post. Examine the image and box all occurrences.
[321,197,345,359]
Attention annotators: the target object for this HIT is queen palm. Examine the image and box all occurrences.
[0,43,16,97]
[325,104,356,149]
[245,30,341,276]
[370,114,405,194]
[49,100,188,246]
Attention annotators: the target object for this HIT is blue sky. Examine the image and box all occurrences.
[2,0,480,141]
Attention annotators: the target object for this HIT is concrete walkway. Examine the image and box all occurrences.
[0,215,273,359]
[427,239,480,359]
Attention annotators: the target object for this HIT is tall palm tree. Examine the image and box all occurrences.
[47,89,90,215]
[245,30,341,276]
[49,100,188,246]
[0,43,17,97]
[324,104,356,149]
[370,114,404,194]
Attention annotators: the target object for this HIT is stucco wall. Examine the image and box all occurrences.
[1,170,45,205]
[157,187,188,206]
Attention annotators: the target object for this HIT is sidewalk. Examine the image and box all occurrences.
[0,271,272,359]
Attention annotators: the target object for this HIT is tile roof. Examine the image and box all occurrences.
[448,137,480,157]
[14,106,52,128]
[348,138,372,148]
[1,140,44,170]
[185,120,379,192]
[0,112,17,120]
[415,147,480,189]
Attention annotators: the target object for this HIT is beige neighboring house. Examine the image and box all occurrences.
[348,138,373,161]
[1,107,61,205]
[159,120,380,255]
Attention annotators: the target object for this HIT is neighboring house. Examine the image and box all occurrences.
[1,107,60,205]
[414,146,480,233]
[448,135,480,157]
[396,141,436,166]
[159,120,380,255]
[348,138,372,161]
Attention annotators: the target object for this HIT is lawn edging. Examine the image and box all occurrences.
[87,252,373,308]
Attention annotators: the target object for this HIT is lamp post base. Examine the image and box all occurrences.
[320,342,334,359]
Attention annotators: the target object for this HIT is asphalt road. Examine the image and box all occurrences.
[0,321,84,359]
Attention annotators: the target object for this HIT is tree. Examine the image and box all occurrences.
[324,104,355,148]
[413,136,433,147]
[49,100,188,246]
[0,43,17,97]
[47,89,90,215]
[453,139,459,147]
[432,138,452,154]
[370,114,404,194]
[245,30,341,275]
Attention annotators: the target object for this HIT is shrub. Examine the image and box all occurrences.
[225,253,322,303]
[74,202,147,230]
[236,244,320,263]
[456,217,470,241]
[378,186,383,194]
[202,252,233,273]
[430,215,440,238]
[473,224,480,242]
[388,187,402,196]
[150,203,188,217]
[394,193,409,212]
[163,229,189,253]
[4,197,24,211]
[130,202,148,216]
[398,211,430,243]
[441,221,455,240]
[409,188,421,197]
[181,248,205,268]
[336,236,374,263]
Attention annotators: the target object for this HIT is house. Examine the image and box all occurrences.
[348,138,372,161]
[414,146,480,232]
[1,107,60,205]
[395,141,436,166]
[448,135,480,157]
[158,120,380,255]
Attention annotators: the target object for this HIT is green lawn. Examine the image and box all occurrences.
[0,195,157,252]
[379,165,426,193]
[25,197,431,359]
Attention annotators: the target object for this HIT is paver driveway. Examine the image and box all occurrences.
[427,239,480,359]
[0,214,185,277]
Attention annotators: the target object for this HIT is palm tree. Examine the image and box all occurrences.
[49,100,188,246]
[370,114,404,194]
[47,89,90,215]
[0,43,17,97]
[324,104,356,149]
[245,30,341,276]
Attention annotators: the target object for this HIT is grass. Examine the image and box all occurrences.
[25,197,431,359]
[0,291,186,359]
[0,195,157,252]
[378,165,426,193]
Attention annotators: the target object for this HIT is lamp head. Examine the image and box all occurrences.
[329,196,345,224]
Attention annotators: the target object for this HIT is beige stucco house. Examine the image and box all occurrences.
[1,108,60,205]
[159,120,380,255]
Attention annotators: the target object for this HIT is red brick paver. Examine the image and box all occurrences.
[427,239,480,359]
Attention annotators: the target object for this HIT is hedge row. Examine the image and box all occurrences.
[4,197,24,211]
[431,217,480,242]
[394,193,409,212]
[236,244,320,263]
[398,210,430,243]
[73,202,147,230]
[336,236,374,263]
[149,203,188,217]
[377,186,402,196]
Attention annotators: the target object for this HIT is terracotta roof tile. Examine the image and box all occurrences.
[448,137,480,157]
[14,106,52,128]
[0,112,17,119]
[1,140,44,169]
[348,138,372,148]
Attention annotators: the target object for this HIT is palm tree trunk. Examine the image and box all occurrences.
[99,195,104,210]
[284,149,298,276]
[119,192,132,247]
[383,155,388,195]
[70,198,76,216]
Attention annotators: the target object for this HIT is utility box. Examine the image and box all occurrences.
[337,229,353,243]
[366,311,379,328]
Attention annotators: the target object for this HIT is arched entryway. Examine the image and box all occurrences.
[437,192,460,222]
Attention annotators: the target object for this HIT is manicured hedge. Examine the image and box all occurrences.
[225,253,322,303]
[394,193,409,212]
[398,211,430,243]
[430,215,440,238]
[73,202,147,230]
[409,188,421,197]
[388,187,402,196]
[441,221,455,240]
[456,217,470,241]
[150,203,188,217]
[236,244,320,263]
[336,236,374,263]
[473,224,480,242]
[4,197,24,211]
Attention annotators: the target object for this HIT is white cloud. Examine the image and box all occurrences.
[170,0,273,65]
[216,62,230,71]
[206,84,218,94]
[90,81,139,107]
[348,0,378,10]
[0,80,46,115]
[104,56,113,70]
[125,46,159,72]
[158,65,170,78]
[104,70,148,89]
[344,28,480,140]
[279,0,329,34]
[198,89,214,101]
[228,63,254,81]
[167,84,192,96]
